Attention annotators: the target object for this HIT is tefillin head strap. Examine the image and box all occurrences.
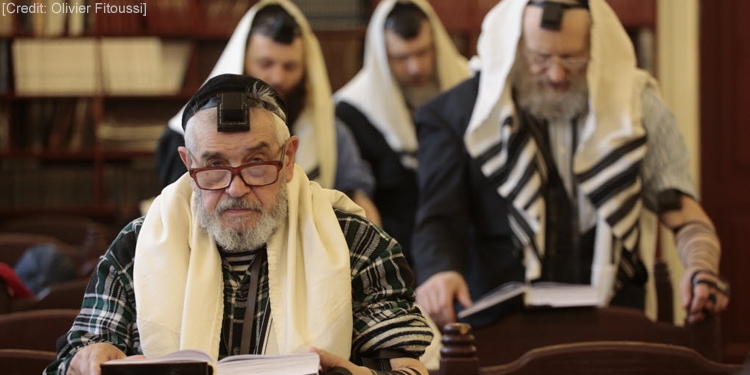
[199,92,287,133]
[200,93,250,133]
[181,74,287,134]
[527,0,589,30]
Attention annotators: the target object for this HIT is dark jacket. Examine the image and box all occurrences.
[155,127,187,188]
[336,102,418,265]
[412,74,523,300]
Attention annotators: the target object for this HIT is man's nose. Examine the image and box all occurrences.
[225,174,251,197]
[407,57,423,76]
[546,60,567,83]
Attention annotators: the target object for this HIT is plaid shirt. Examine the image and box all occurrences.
[45,210,432,374]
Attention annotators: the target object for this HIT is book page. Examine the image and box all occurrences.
[525,282,603,308]
[217,353,319,375]
[457,281,527,319]
[104,349,213,365]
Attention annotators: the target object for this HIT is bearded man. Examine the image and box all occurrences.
[334,0,469,264]
[46,74,432,375]
[156,0,380,224]
[411,0,729,329]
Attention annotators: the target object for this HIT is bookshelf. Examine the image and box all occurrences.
[0,0,654,224]
[0,0,371,224]
[0,0,258,224]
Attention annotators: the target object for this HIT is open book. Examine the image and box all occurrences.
[100,350,320,375]
[457,281,604,323]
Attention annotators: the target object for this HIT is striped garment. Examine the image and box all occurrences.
[475,86,696,289]
[546,87,697,289]
[45,210,432,374]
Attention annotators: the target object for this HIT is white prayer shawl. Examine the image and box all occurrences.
[167,0,337,188]
[463,0,657,303]
[334,0,470,166]
[134,165,361,360]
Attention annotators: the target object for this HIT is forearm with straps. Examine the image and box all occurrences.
[674,221,721,274]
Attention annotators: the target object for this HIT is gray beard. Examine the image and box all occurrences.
[195,177,289,252]
[511,64,589,122]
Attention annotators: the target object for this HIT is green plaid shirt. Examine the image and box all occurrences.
[45,210,432,374]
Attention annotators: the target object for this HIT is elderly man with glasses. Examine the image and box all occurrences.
[412,0,729,329]
[46,74,433,375]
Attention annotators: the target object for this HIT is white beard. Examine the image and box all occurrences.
[511,60,589,122]
[196,177,289,252]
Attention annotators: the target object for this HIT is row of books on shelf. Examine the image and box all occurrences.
[0,162,97,207]
[0,159,159,208]
[98,121,165,152]
[103,159,161,207]
[292,0,368,29]
[0,103,8,151]
[1,95,168,153]
[0,41,9,94]
[3,98,95,152]
[11,37,191,96]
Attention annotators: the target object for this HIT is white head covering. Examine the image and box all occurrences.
[135,167,359,360]
[168,0,336,188]
[463,0,655,299]
[334,0,469,164]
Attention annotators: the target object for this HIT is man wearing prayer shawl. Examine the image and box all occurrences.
[411,0,730,329]
[45,74,433,375]
[156,0,381,224]
[334,0,470,264]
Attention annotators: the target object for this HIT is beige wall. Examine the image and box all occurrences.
[658,0,700,186]
[656,0,699,325]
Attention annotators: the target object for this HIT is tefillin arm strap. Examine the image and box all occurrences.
[527,0,589,30]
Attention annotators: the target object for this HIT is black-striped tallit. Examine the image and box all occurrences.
[463,0,657,299]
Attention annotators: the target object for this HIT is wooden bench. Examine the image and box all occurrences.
[439,307,739,375]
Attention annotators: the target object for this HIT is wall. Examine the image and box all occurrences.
[655,0,699,327]
[657,0,700,185]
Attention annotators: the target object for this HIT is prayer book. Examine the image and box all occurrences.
[100,350,320,375]
[457,281,604,326]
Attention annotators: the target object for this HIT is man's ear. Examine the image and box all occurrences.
[178,146,191,169]
[178,146,201,190]
[283,136,299,180]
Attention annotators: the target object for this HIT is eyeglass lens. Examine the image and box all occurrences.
[195,164,279,189]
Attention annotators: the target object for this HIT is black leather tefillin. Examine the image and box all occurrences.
[527,0,589,30]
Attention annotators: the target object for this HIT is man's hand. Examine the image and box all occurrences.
[416,271,472,329]
[67,343,132,375]
[310,347,428,375]
[680,269,730,324]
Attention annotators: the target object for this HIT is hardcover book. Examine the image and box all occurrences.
[457,281,604,327]
[101,350,320,375]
